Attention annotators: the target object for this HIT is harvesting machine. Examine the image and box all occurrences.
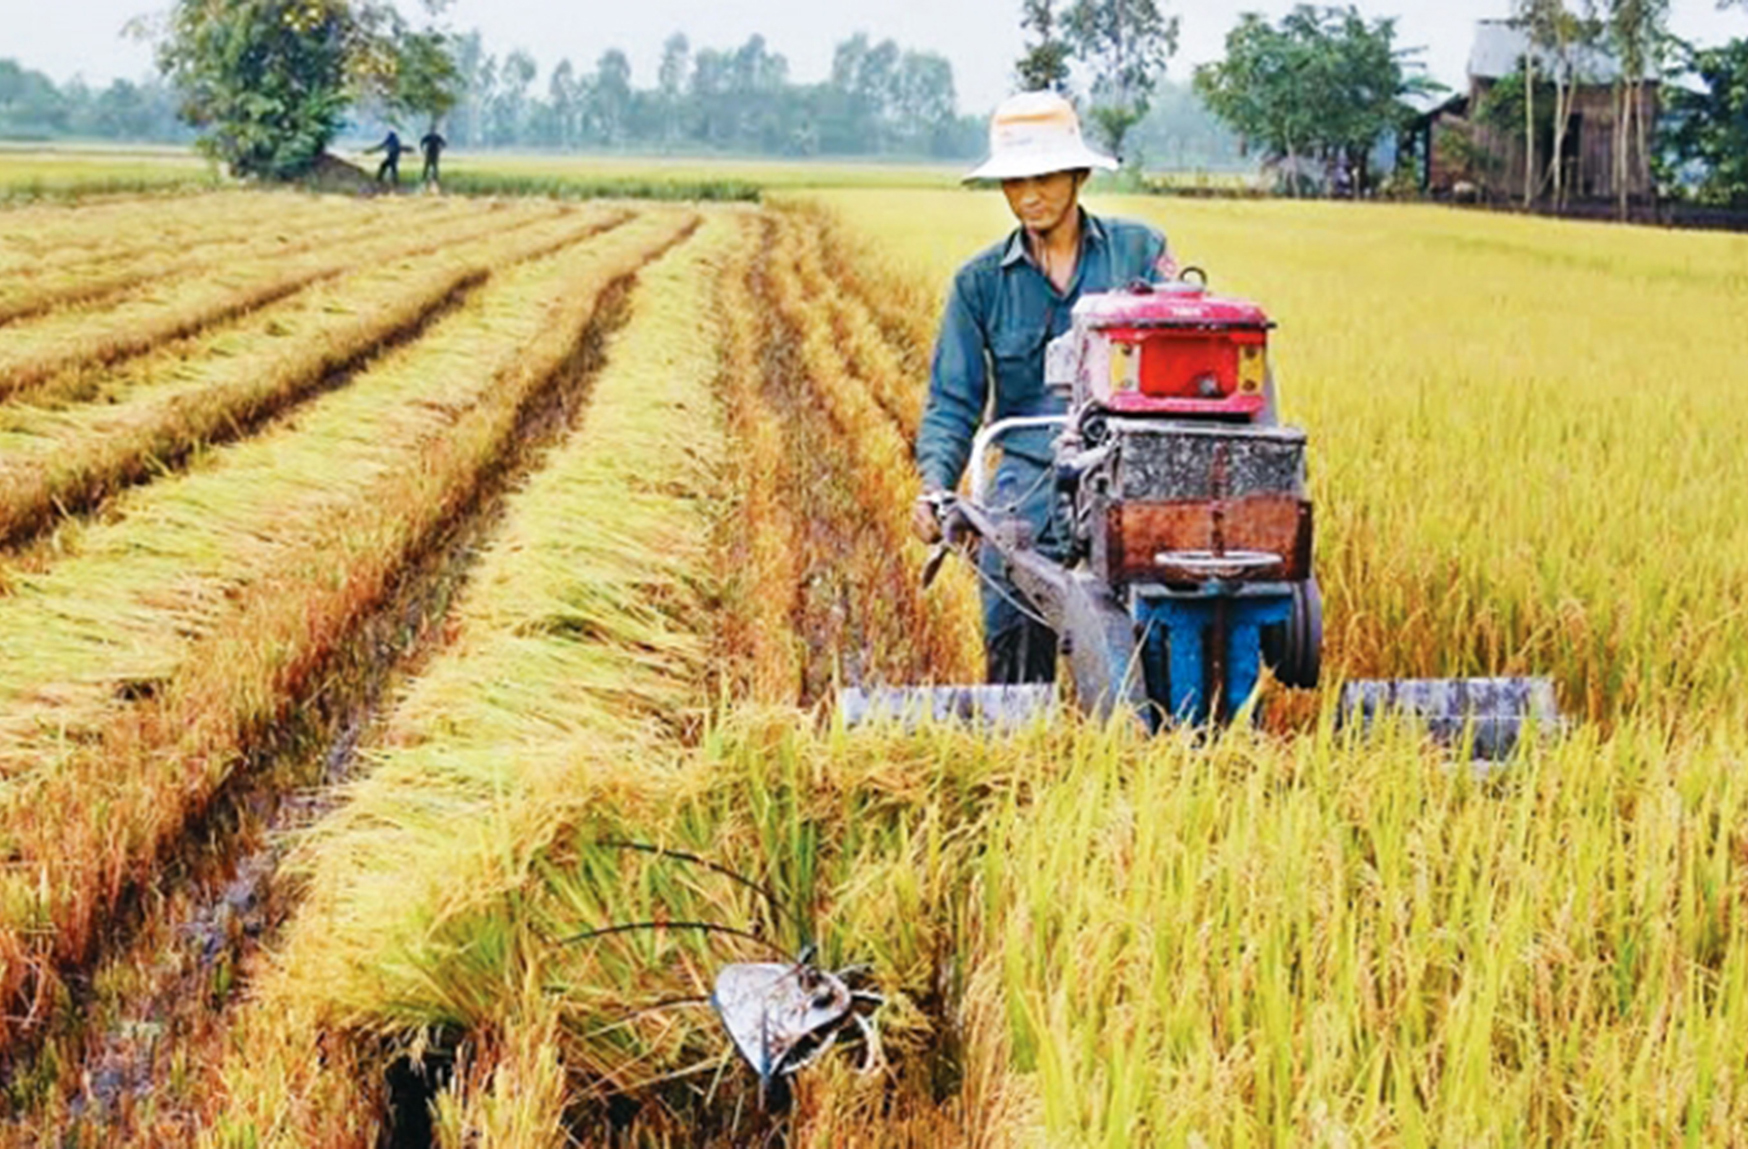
[843,274,1557,759]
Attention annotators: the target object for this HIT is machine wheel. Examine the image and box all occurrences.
[1262,578,1322,689]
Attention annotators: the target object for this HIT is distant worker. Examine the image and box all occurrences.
[365,130,409,187]
[419,128,447,189]
[911,91,1176,685]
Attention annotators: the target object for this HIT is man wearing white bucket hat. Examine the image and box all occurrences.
[912,90,1176,685]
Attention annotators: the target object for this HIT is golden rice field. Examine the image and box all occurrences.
[0,177,1742,1148]
[0,145,223,201]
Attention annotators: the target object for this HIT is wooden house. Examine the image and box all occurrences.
[1405,19,1659,203]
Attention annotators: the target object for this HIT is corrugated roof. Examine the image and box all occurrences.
[1468,18,1657,84]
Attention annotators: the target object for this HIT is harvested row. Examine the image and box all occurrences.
[788,204,927,437]
[0,194,477,325]
[0,191,364,274]
[0,205,626,548]
[216,716,1033,1149]
[0,198,571,400]
[762,211,981,692]
[715,224,806,704]
[806,200,938,380]
[0,209,697,1052]
[207,213,741,1147]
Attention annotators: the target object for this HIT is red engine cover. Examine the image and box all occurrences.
[1077,285,1273,417]
[1074,286,1272,330]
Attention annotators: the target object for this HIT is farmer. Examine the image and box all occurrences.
[911,91,1175,685]
[419,128,447,189]
[365,130,409,186]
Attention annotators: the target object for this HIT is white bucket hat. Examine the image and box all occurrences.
[964,90,1119,182]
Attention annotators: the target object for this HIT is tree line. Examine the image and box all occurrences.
[426,32,982,158]
[0,60,187,142]
[17,0,1739,206]
[413,30,1241,165]
[0,0,1245,175]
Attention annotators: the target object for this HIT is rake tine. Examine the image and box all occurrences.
[590,840,797,929]
[557,919,787,957]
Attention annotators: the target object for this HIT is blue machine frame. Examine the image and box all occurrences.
[1134,582,1295,727]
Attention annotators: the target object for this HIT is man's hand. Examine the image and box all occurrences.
[911,490,945,544]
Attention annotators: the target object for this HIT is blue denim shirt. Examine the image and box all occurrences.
[917,210,1171,492]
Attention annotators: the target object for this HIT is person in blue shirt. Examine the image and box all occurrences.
[912,91,1175,685]
[366,130,409,187]
[419,129,447,189]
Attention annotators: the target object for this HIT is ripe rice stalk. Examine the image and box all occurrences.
[786,194,954,371]
[786,202,928,436]
[764,214,980,686]
[0,190,347,275]
[965,714,1748,1145]
[207,212,739,1147]
[0,206,628,548]
[0,198,579,400]
[0,194,476,325]
[430,997,573,1149]
[163,188,1748,1145]
[0,152,221,204]
[714,221,805,705]
[0,210,698,1050]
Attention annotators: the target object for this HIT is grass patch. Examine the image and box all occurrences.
[443,170,762,204]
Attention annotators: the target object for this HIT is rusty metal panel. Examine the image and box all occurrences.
[1097,496,1312,585]
[1109,420,1306,502]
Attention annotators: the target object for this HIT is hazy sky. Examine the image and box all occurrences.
[6,0,1743,112]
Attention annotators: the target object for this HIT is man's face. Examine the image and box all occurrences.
[1001,171,1082,233]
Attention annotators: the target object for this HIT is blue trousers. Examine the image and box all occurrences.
[978,455,1065,684]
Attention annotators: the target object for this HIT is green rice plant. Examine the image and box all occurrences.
[0,205,621,547]
[0,209,696,1053]
[441,169,762,204]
